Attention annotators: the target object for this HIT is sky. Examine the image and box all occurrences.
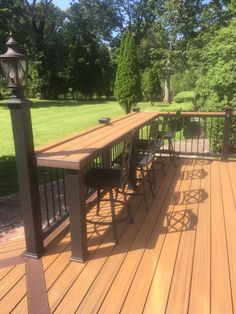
[53,0,210,11]
[53,0,71,10]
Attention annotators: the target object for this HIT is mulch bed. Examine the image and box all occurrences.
[0,193,24,243]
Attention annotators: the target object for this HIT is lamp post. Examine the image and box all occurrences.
[0,35,44,258]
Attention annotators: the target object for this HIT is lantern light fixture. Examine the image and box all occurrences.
[0,34,27,91]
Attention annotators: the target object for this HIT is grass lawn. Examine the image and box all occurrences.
[0,99,193,196]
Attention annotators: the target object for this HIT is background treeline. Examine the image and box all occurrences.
[0,0,236,111]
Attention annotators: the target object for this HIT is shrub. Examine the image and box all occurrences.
[207,114,236,154]
[171,71,197,96]
[183,119,202,139]
[174,91,195,104]
[194,18,236,153]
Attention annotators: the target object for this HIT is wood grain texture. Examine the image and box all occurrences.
[188,161,211,314]
[210,161,233,314]
[36,112,159,169]
[1,159,236,314]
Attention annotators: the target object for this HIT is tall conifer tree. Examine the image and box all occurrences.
[114,32,141,113]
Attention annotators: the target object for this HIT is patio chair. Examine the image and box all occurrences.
[85,131,135,244]
[158,111,181,167]
[137,120,166,175]
[132,126,160,210]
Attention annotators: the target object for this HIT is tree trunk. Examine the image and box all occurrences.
[163,76,171,104]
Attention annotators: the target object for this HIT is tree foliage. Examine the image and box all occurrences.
[194,17,236,111]
[114,32,141,113]
[141,66,161,104]
[0,0,235,105]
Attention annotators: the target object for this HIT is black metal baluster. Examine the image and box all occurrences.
[209,117,213,155]
[43,170,50,228]
[197,117,200,154]
[49,168,56,222]
[217,117,220,157]
[56,169,62,217]
[184,117,187,153]
[190,118,193,154]
[179,116,183,153]
[203,117,206,155]
[62,169,67,213]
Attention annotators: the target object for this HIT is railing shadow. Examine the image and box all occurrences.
[159,209,198,234]
[81,159,208,259]
[170,189,208,205]
[178,168,208,180]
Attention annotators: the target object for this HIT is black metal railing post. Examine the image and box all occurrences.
[8,96,44,258]
[222,104,233,160]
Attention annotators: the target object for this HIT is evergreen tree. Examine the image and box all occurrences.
[114,32,141,113]
[142,66,162,104]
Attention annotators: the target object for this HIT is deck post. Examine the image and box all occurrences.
[8,96,44,258]
[66,169,88,262]
[221,104,233,160]
[0,35,44,258]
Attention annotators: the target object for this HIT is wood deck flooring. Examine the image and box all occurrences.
[1,158,236,313]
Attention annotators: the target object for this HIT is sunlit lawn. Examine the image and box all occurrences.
[0,99,193,195]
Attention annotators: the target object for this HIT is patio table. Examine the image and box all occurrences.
[36,112,159,262]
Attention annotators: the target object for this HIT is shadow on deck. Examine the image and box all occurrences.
[1,158,236,314]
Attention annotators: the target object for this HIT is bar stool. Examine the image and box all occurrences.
[159,112,181,167]
[132,129,158,210]
[85,131,134,243]
[137,120,166,175]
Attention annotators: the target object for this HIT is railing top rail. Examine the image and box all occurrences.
[158,111,236,117]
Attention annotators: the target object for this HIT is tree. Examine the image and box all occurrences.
[69,0,120,43]
[64,1,116,98]
[22,1,68,98]
[142,66,161,104]
[192,17,236,152]
[138,0,203,104]
[0,0,24,47]
[201,0,233,30]
[114,32,141,113]
[194,17,236,110]
[113,0,156,42]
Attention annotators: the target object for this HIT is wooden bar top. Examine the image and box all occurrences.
[36,112,159,170]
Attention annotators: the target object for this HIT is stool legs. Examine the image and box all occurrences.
[109,189,118,244]
[168,138,178,167]
[96,189,101,215]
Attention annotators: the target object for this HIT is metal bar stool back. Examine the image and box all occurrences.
[85,131,135,243]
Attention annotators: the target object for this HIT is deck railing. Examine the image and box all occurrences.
[38,155,104,239]
[37,109,236,248]
[37,143,126,240]
[140,109,236,159]
[38,167,68,239]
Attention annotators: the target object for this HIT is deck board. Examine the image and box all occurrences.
[1,158,236,314]
[210,161,233,314]
[188,161,211,314]
[143,160,191,313]
[120,161,182,314]
[95,163,176,314]
[165,160,201,313]
[220,162,236,312]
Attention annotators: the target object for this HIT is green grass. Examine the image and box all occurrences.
[0,99,193,196]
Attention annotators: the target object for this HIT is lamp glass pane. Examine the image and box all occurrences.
[9,63,18,86]
[0,60,14,86]
[17,59,27,86]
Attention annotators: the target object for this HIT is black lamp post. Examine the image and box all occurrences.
[0,35,44,258]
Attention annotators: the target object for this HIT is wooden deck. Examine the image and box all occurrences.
[1,158,236,313]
